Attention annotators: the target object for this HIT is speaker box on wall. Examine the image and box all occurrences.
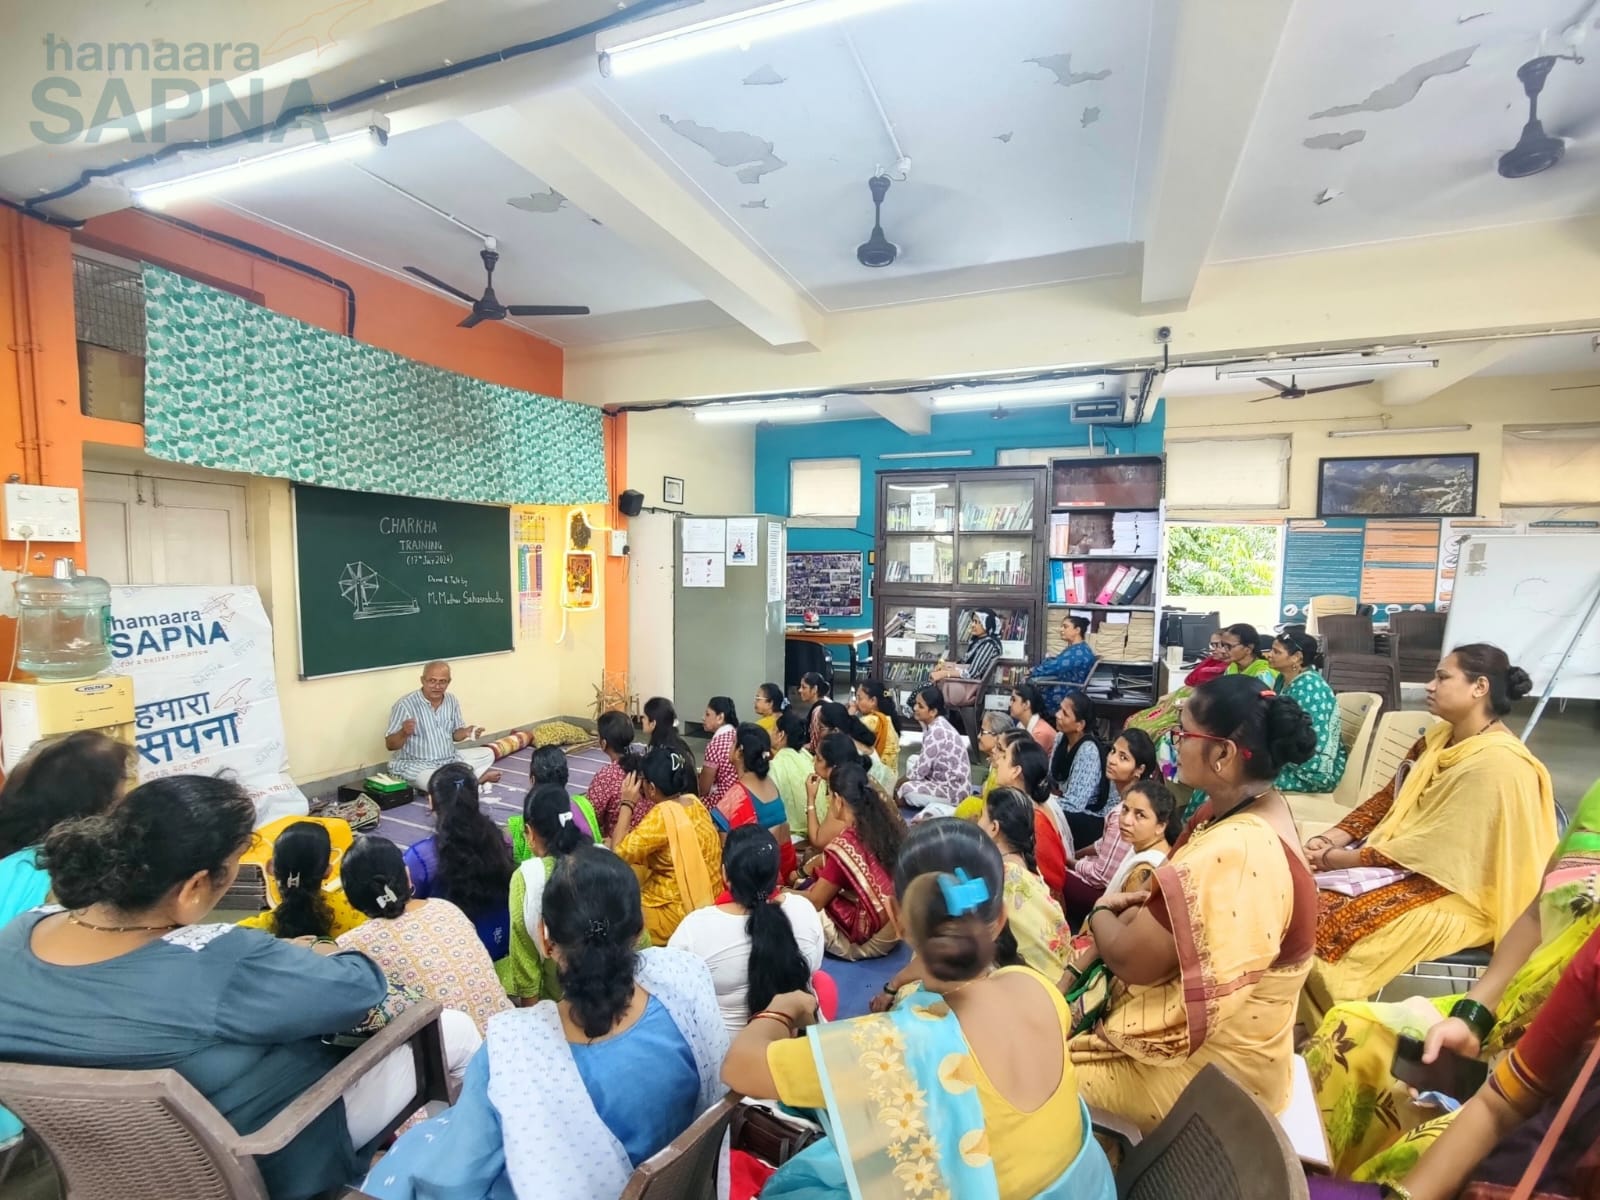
[618,489,644,517]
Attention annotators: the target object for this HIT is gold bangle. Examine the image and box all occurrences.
[751,1010,795,1036]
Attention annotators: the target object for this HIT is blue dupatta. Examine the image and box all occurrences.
[763,986,1115,1200]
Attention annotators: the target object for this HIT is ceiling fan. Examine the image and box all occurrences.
[403,243,590,328]
[1248,375,1374,403]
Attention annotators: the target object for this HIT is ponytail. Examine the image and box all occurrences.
[267,821,335,940]
[893,818,1006,984]
[831,762,902,871]
[524,782,587,858]
[734,723,774,780]
[983,787,1037,875]
[723,825,810,1017]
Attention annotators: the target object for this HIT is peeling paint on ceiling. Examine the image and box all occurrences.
[1026,53,1112,88]
[1081,106,1101,128]
[741,199,768,209]
[995,132,1013,143]
[1311,46,1476,118]
[1304,129,1365,150]
[507,188,567,214]
[659,115,788,183]
[742,65,786,86]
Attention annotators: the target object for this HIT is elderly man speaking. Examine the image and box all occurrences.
[384,660,502,790]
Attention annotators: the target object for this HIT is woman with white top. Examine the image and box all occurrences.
[1096,777,1181,902]
[669,825,824,1036]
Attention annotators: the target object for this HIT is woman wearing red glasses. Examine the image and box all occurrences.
[1066,674,1319,1133]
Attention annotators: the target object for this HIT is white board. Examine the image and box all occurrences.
[1441,535,1600,701]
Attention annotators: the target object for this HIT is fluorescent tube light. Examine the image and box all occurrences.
[881,450,972,460]
[131,118,388,209]
[1216,353,1437,380]
[931,380,1111,411]
[599,0,920,76]
[693,401,825,423]
[1326,424,1471,438]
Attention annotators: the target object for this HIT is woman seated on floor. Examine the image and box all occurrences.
[953,712,1017,820]
[1298,643,1557,1028]
[1265,627,1349,794]
[799,672,833,756]
[1067,675,1318,1133]
[506,783,592,1004]
[1067,778,1181,934]
[880,787,1073,995]
[589,710,646,842]
[670,824,823,1037]
[643,695,679,749]
[1363,921,1600,1200]
[364,847,730,1200]
[238,821,367,940]
[817,701,896,795]
[802,761,904,960]
[1060,728,1160,925]
[1050,688,1113,849]
[1302,775,1600,1185]
[852,679,902,773]
[895,685,972,812]
[0,730,134,925]
[719,723,798,877]
[614,742,723,945]
[698,695,741,825]
[753,682,787,734]
[404,763,515,965]
[995,730,1070,902]
[725,816,1116,1200]
[770,710,816,834]
[527,745,602,846]
[339,834,512,1036]
[0,774,484,1200]
[1011,682,1057,756]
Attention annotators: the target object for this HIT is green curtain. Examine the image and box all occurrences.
[141,266,607,506]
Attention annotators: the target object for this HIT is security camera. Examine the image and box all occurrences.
[1154,326,1173,344]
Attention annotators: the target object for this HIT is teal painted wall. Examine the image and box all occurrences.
[755,401,1166,640]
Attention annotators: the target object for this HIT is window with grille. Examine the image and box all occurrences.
[73,253,146,423]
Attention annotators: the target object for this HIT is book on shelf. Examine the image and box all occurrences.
[1048,561,1091,604]
[960,499,1034,531]
[1094,565,1132,605]
[961,549,1031,587]
[885,503,956,533]
[1112,567,1151,605]
[956,608,1030,642]
[1109,511,1161,555]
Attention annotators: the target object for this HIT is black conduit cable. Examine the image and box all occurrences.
[0,195,84,230]
[25,0,691,213]
[145,211,358,337]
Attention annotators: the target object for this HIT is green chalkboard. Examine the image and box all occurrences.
[293,485,513,678]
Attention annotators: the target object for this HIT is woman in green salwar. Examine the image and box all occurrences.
[1300,777,1600,1186]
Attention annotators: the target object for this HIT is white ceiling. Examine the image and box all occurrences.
[3,0,1598,350]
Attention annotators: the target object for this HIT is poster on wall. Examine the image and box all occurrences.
[1436,519,1520,608]
[786,551,863,617]
[726,517,759,567]
[107,584,305,826]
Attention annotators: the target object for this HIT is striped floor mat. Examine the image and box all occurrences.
[373,743,610,849]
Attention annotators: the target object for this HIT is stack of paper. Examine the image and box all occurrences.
[1110,512,1161,554]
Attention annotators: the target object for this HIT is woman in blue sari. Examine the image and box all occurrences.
[723,818,1115,1200]
[364,847,729,1200]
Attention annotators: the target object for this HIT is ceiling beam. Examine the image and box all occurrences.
[1381,341,1514,406]
[464,89,824,351]
[860,394,931,435]
[1138,0,1295,310]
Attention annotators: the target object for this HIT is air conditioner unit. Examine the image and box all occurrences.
[1069,395,1128,424]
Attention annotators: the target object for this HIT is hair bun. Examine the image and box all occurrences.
[1505,665,1533,702]
[1262,694,1318,772]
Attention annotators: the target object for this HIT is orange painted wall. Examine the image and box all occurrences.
[0,203,628,693]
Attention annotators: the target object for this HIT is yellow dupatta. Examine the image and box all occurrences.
[1364,724,1557,944]
[658,799,716,915]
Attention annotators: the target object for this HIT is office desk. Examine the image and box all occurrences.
[785,627,874,688]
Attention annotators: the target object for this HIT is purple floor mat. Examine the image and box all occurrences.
[373,743,609,848]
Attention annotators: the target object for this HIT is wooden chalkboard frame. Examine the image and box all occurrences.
[291,485,514,679]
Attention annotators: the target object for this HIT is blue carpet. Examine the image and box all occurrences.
[824,941,912,1019]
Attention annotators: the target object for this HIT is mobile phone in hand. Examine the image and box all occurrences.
[1392,1034,1488,1100]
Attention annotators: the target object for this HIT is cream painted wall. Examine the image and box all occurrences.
[1163,371,1600,522]
[566,217,1600,406]
[623,407,756,514]
[247,479,606,784]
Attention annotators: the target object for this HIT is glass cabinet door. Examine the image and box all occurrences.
[958,478,1037,531]
[882,534,954,585]
[883,481,956,533]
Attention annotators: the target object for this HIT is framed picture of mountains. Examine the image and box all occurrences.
[1317,453,1479,519]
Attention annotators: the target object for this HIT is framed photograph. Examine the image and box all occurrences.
[663,476,685,506]
[1317,453,1479,518]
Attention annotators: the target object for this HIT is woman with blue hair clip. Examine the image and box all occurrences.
[724,818,1115,1200]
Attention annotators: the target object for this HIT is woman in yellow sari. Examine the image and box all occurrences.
[1299,644,1557,1027]
[1067,674,1318,1133]
[852,681,901,773]
[1301,776,1600,1183]
[614,742,723,944]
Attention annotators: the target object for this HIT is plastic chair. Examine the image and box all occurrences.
[1094,1064,1309,1199]
[1306,595,1357,639]
[1324,652,1399,715]
[618,1094,738,1200]
[1284,692,1382,841]
[1357,710,1443,802]
[1317,614,1375,659]
[1389,611,1447,685]
[0,1002,449,1200]
[937,657,998,757]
